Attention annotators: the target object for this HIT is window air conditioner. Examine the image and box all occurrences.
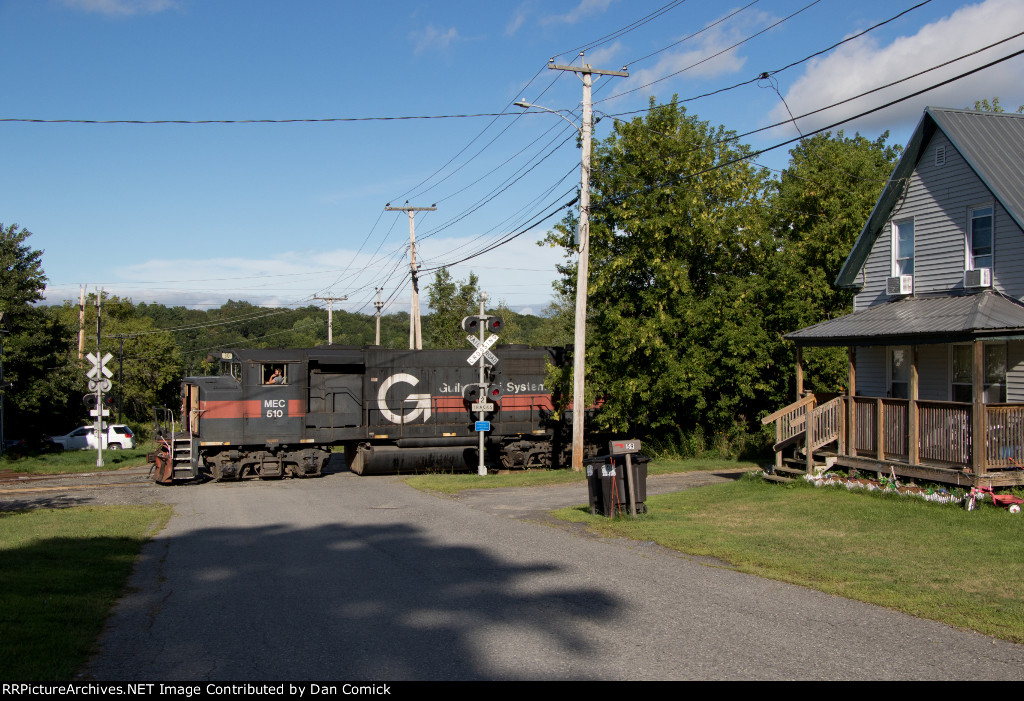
[886,275,913,296]
[964,268,992,288]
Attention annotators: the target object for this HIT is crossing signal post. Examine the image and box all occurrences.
[463,295,503,475]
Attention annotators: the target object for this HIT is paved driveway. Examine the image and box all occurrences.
[62,467,1024,681]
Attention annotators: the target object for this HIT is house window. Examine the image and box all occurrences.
[968,205,993,270]
[889,347,910,399]
[952,345,972,402]
[892,219,914,276]
[951,343,1006,403]
[986,343,1007,403]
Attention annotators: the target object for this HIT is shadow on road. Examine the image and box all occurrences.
[84,517,624,680]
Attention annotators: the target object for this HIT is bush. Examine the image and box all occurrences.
[644,422,770,461]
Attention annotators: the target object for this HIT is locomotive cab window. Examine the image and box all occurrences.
[263,364,287,385]
[220,360,242,381]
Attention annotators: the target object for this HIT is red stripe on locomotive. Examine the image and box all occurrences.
[200,399,306,419]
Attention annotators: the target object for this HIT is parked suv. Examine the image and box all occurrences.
[50,424,136,450]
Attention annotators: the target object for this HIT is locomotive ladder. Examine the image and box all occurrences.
[153,406,199,480]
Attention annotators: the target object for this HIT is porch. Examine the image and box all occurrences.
[763,392,1024,488]
[769,291,1024,488]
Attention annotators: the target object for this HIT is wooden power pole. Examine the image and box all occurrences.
[547,54,628,471]
[385,203,436,350]
[313,294,347,345]
[374,288,384,346]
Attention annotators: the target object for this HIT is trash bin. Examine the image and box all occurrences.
[584,454,649,516]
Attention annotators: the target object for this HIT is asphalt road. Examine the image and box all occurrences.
[6,464,1024,680]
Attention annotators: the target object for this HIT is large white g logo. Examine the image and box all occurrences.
[377,373,432,424]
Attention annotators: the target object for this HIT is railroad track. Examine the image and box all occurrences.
[0,464,160,494]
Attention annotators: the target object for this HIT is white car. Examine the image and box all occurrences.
[50,424,136,451]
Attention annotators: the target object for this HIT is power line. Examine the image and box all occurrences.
[595,44,1024,210]
[596,0,825,105]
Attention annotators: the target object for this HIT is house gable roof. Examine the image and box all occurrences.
[785,290,1024,347]
[835,107,1024,288]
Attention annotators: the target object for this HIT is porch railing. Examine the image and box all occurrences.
[766,395,1024,475]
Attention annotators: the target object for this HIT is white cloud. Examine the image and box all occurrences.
[541,0,616,26]
[61,0,179,15]
[506,2,534,36]
[621,12,764,100]
[44,233,568,312]
[584,41,623,68]
[769,0,1024,136]
[412,24,461,54]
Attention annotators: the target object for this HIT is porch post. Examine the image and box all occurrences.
[972,339,986,475]
[795,346,804,400]
[847,346,856,457]
[909,345,919,464]
[805,396,814,474]
[875,397,885,461]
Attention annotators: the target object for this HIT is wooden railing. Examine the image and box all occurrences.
[810,396,844,452]
[761,394,843,472]
[762,394,816,451]
[986,404,1024,468]
[768,395,1024,474]
[919,401,971,466]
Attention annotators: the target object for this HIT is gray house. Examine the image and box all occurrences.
[764,107,1024,487]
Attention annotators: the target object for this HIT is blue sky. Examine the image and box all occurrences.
[3,0,1023,317]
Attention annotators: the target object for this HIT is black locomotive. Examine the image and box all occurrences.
[167,344,575,480]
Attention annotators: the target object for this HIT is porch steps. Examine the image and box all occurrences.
[763,453,838,484]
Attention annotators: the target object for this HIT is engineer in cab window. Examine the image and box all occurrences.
[266,367,285,385]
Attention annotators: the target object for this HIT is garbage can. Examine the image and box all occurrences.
[584,454,649,516]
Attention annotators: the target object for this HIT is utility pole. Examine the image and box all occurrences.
[313,294,348,345]
[0,313,8,458]
[547,54,628,471]
[374,288,384,346]
[78,284,86,360]
[95,289,104,468]
[117,334,124,424]
[385,202,436,350]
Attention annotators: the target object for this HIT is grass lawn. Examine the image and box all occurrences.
[0,446,151,475]
[404,456,763,494]
[554,474,1024,642]
[0,505,173,680]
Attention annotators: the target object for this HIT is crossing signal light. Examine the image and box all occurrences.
[485,383,504,403]
[486,316,503,334]
[462,383,483,403]
[83,394,98,409]
[461,316,481,333]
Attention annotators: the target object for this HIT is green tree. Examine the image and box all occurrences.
[764,130,900,396]
[0,224,77,439]
[969,97,1024,114]
[424,268,480,348]
[546,99,776,435]
[55,294,184,428]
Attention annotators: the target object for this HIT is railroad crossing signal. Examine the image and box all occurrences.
[86,352,113,380]
[466,332,499,365]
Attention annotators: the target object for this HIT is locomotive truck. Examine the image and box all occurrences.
[160,344,582,481]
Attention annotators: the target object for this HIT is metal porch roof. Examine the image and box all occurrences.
[786,290,1024,347]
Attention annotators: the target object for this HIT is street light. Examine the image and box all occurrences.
[513,101,582,133]
[515,97,592,472]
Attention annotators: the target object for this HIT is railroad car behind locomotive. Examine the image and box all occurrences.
[171,345,571,480]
